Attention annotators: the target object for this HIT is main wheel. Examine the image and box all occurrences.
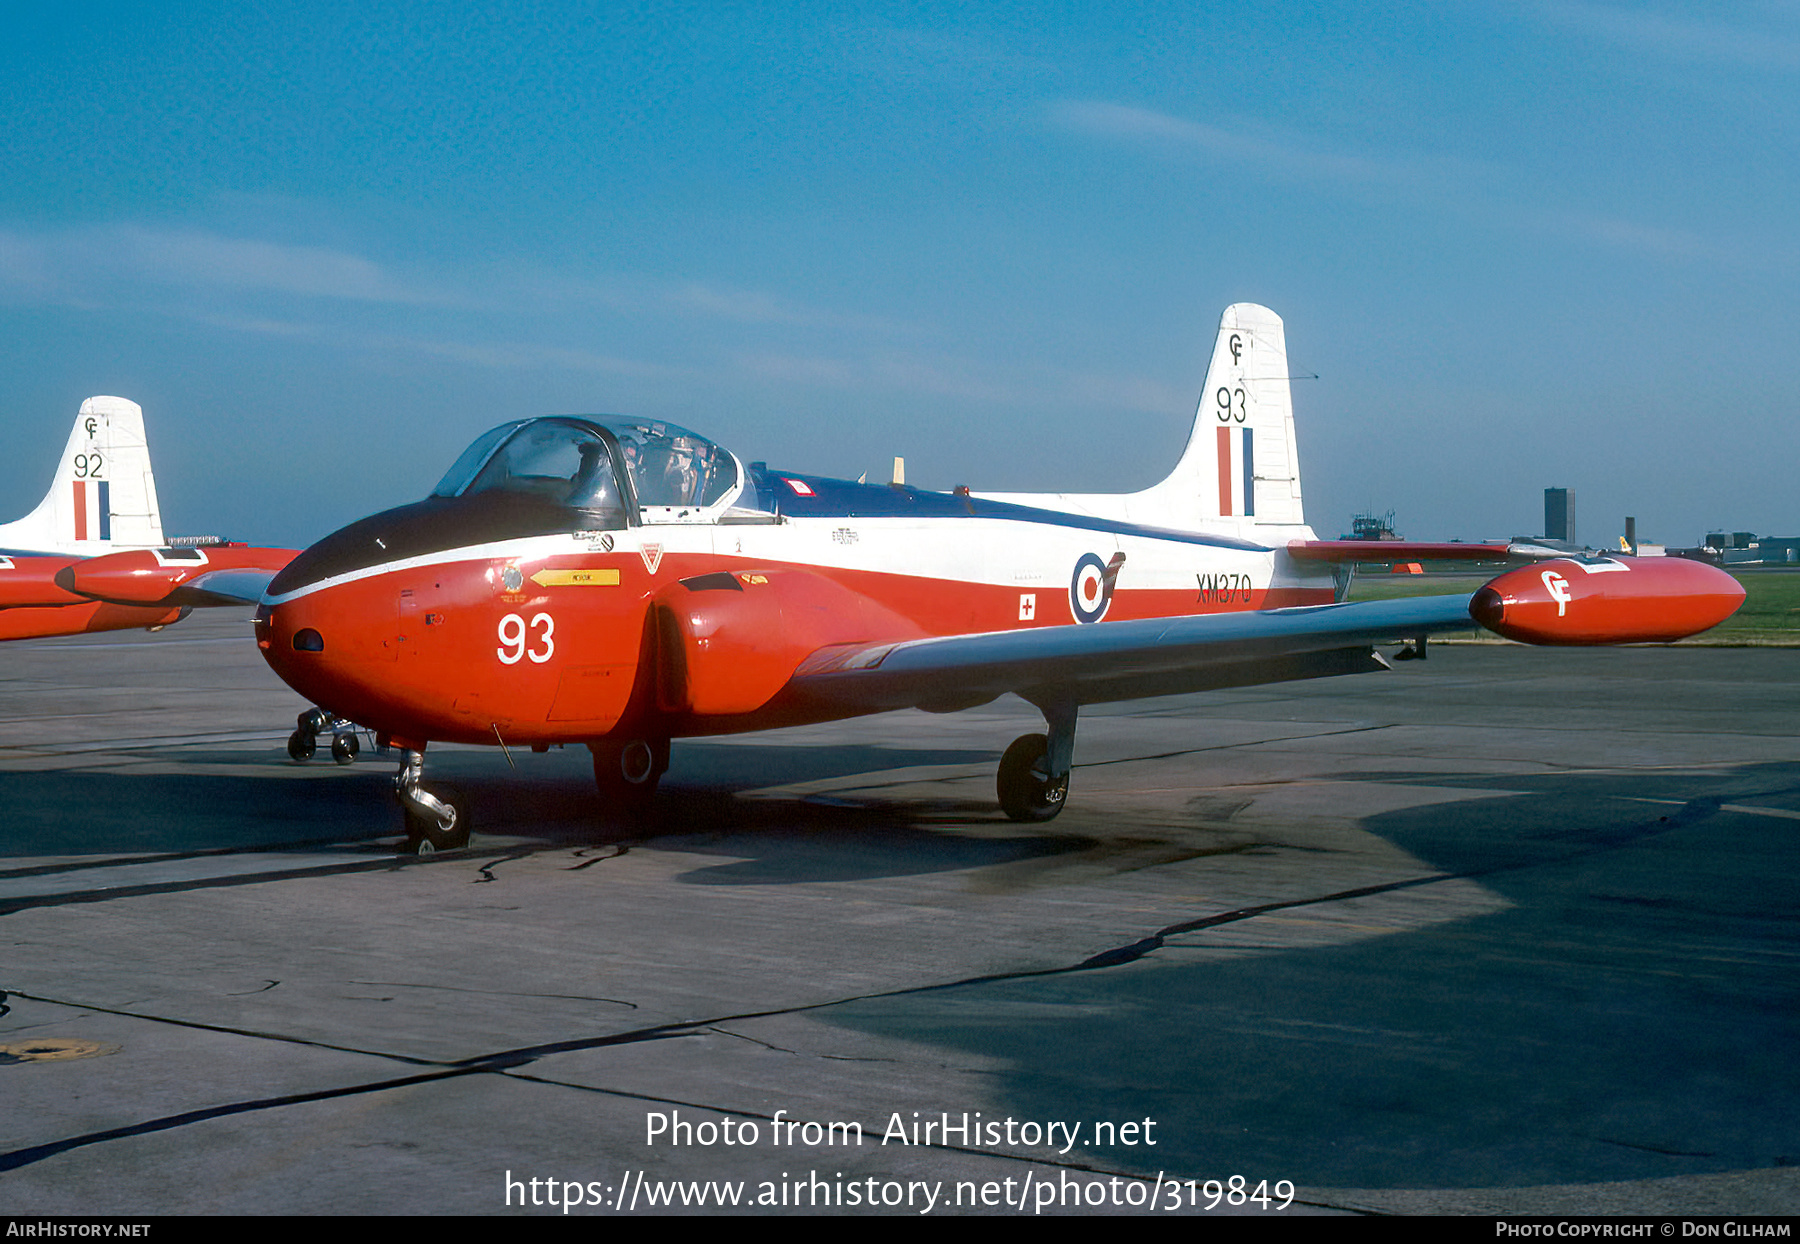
[997,733,1069,823]
[330,733,359,764]
[402,782,470,854]
[591,738,668,815]
[287,730,316,762]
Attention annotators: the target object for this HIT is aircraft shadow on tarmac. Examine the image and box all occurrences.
[812,759,1800,1193]
[2,741,1091,882]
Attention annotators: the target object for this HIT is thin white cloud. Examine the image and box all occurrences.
[1531,1,1800,68]
[0,223,447,306]
[736,346,1189,413]
[662,281,907,334]
[0,217,930,358]
[1552,211,1719,261]
[734,350,1021,402]
[1051,100,1424,188]
[400,337,682,379]
[1049,98,1738,265]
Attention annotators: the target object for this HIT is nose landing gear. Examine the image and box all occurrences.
[287,708,376,765]
[395,748,469,855]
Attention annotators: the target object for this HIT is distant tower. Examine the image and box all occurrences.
[1545,488,1576,544]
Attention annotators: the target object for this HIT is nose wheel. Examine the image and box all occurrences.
[287,708,377,765]
[395,748,470,854]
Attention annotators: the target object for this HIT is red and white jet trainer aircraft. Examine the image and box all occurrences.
[254,305,1744,852]
[0,396,296,641]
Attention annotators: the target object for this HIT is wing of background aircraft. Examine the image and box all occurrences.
[0,397,295,641]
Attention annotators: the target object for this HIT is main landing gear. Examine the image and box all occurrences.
[997,702,1077,823]
[287,708,377,765]
[589,737,669,817]
[394,747,469,855]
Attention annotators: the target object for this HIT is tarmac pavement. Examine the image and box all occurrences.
[1,611,1796,1216]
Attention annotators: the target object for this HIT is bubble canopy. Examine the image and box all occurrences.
[431,416,741,516]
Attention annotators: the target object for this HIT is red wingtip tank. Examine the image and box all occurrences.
[58,545,297,605]
[1470,556,1745,645]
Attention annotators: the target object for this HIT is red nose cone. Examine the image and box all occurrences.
[1473,557,1744,645]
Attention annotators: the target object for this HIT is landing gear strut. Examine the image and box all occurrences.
[589,737,668,817]
[997,701,1076,822]
[394,747,469,855]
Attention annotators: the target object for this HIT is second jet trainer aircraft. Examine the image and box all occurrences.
[255,304,1745,851]
[0,396,296,641]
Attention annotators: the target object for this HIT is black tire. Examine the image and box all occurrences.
[330,733,359,764]
[997,733,1069,823]
[287,730,316,762]
[591,738,668,815]
[402,783,470,854]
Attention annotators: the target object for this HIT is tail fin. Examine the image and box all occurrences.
[975,304,1308,535]
[0,397,165,553]
[1134,303,1304,530]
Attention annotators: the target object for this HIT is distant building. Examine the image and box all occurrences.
[1763,538,1800,564]
[1544,488,1575,544]
[1697,532,1800,565]
[1342,510,1402,541]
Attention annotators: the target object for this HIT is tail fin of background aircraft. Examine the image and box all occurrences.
[0,396,165,554]
[976,303,1308,536]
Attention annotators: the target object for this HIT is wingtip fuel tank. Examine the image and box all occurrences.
[1470,557,1744,645]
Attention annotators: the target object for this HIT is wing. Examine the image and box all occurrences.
[782,594,1479,716]
[779,553,1747,718]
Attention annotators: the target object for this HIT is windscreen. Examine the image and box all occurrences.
[433,418,627,524]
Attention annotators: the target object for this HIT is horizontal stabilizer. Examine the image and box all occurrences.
[1288,540,1514,563]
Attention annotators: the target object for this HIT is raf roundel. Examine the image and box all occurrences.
[1069,552,1113,624]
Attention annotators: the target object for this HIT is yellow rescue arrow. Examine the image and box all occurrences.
[530,568,621,588]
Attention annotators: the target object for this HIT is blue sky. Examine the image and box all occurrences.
[2,1,1795,549]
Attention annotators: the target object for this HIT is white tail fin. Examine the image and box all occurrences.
[978,303,1309,536]
[1134,303,1304,529]
[0,396,165,554]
